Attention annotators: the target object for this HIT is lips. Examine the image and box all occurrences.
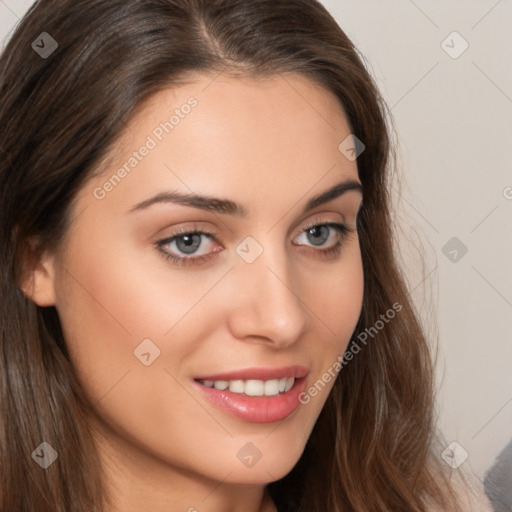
[192,365,309,423]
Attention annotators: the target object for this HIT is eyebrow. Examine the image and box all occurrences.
[128,179,362,217]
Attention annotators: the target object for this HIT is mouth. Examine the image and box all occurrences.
[193,366,308,423]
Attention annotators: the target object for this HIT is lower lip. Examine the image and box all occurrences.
[193,378,307,423]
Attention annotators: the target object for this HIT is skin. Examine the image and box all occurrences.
[25,72,364,512]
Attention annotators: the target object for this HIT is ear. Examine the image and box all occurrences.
[20,239,57,307]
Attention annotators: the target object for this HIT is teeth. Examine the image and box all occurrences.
[264,379,279,396]
[228,380,244,393]
[245,380,264,396]
[213,380,229,390]
[200,377,296,396]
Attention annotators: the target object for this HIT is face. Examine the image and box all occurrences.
[39,72,364,487]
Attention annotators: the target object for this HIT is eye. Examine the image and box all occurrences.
[156,229,221,267]
[293,222,355,258]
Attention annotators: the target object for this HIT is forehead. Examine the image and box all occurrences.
[108,70,353,163]
[80,72,359,218]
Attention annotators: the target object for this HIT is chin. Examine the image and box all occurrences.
[208,436,307,486]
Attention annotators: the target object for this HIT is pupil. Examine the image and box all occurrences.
[177,234,201,254]
[307,226,328,246]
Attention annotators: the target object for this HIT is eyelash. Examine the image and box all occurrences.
[155,221,356,268]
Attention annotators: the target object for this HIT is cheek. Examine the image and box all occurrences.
[52,238,164,402]
[52,228,236,411]
[302,242,364,352]
[289,241,363,405]
[52,244,230,469]
[55,225,224,343]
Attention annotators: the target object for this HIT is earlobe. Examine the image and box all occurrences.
[21,248,57,307]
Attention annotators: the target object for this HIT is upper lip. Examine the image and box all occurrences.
[194,365,309,382]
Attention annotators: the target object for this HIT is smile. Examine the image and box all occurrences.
[193,366,308,423]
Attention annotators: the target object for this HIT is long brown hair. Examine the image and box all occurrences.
[0,1,460,510]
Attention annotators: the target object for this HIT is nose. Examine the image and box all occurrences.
[226,244,309,349]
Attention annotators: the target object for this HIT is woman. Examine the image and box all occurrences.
[0,0,491,510]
